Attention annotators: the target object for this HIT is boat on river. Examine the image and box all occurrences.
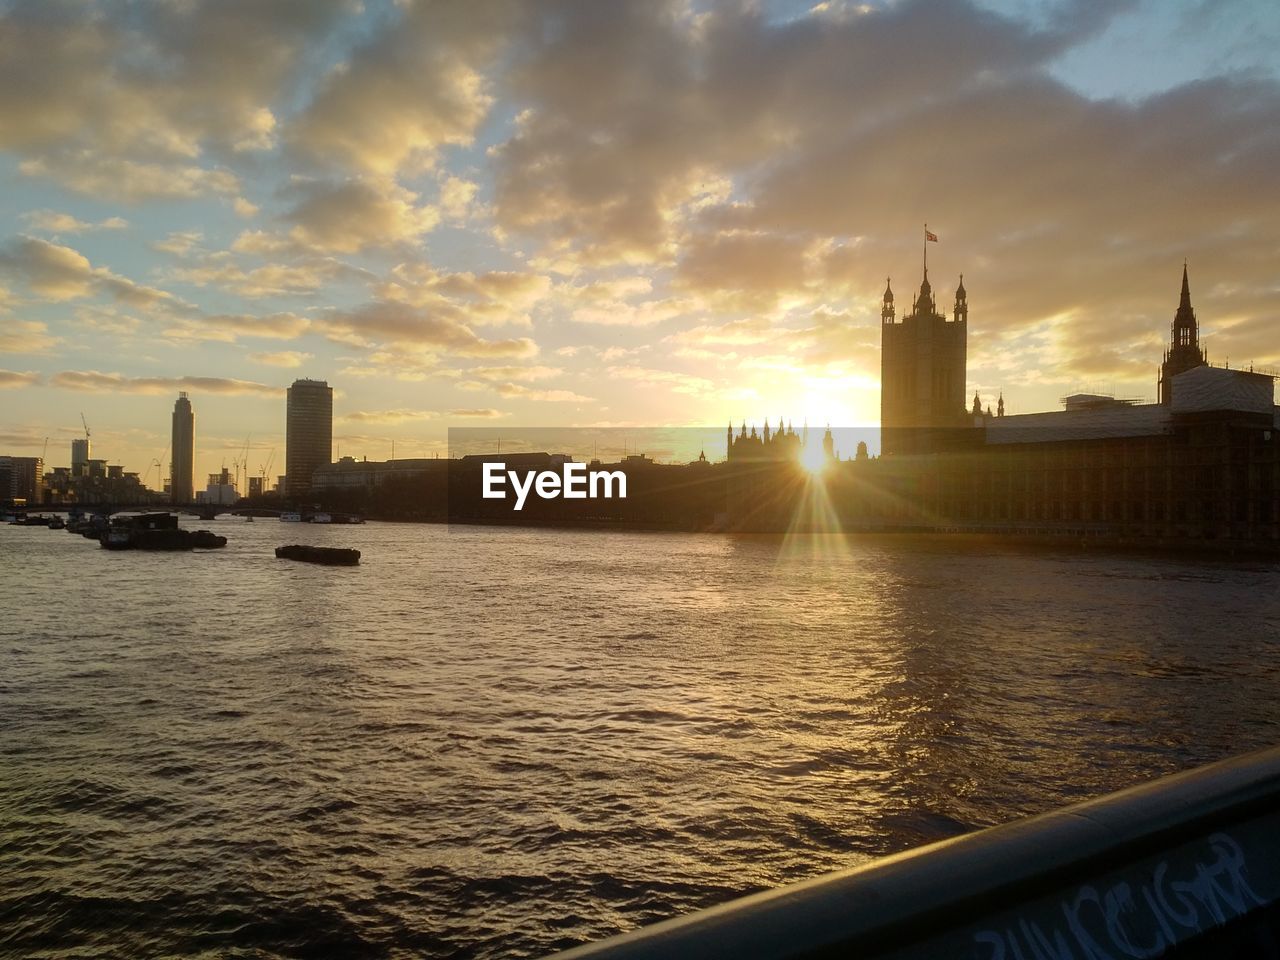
[97,513,227,550]
[275,544,360,565]
[100,528,227,550]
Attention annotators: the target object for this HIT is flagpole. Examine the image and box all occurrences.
[923,222,928,280]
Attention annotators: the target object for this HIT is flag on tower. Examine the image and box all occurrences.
[925,228,938,242]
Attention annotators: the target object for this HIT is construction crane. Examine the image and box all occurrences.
[152,442,170,493]
[235,435,251,492]
[80,413,90,440]
[261,447,276,493]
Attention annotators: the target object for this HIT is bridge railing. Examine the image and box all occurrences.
[547,745,1280,959]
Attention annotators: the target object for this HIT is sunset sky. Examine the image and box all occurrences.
[1,0,1277,486]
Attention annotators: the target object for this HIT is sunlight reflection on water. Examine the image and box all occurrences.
[1,519,1278,958]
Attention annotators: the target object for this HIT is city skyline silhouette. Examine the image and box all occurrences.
[1,2,1278,486]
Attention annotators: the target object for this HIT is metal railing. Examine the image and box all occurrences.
[548,745,1280,959]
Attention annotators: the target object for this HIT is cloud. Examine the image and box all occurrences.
[287,1,517,176]
[338,406,508,423]
[318,301,538,358]
[476,382,594,403]
[18,155,240,202]
[340,409,436,424]
[272,175,442,253]
[248,350,313,368]
[0,319,61,355]
[161,312,310,343]
[488,0,1115,264]
[153,231,205,257]
[0,0,351,199]
[606,365,716,398]
[465,365,561,382]
[0,369,42,388]
[0,237,186,311]
[166,255,363,298]
[73,305,143,337]
[674,231,812,309]
[449,407,506,418]
[376,261,551,327]
[667,317,777,348]
[49,370,281,397]
[440,176,479,220]
[21,210,127,234]
[552,275,692,327]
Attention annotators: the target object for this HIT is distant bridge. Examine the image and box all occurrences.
[9,503,281,520]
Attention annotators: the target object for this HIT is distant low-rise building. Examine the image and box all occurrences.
[42,461,153,506]
[312,456,444,490]
[197,468,239,506]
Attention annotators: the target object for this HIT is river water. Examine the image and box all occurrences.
[2,519,1279,958]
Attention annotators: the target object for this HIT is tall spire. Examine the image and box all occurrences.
[1160,262,1208,405]
[882,277,895,324]
[1171,261,1198,350]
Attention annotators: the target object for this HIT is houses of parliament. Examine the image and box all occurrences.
[727,261,1280,545]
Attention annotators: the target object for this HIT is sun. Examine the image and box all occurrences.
[798,440,828,474]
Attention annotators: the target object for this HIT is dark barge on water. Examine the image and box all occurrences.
[98,513,227,550]
[548,745,1280,960]
[275,544,361,565]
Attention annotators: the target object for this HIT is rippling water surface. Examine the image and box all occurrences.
[3,519,1280,958]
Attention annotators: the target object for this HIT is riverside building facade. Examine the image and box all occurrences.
[832,264,1280,544]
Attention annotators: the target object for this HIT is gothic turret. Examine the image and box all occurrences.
[1159,263,1208,405]
[915,271,935,315]
[882,278,895,324]
[954,274,968,323]
[997,392,1004,418]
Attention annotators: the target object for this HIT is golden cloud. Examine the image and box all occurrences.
[0,369,42,388]
[0,319,61,356]
[248,350,314,368]
[318,301,538,358]
[50,370,281,397]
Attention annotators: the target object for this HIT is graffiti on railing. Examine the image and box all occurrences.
[972,833,1266,960]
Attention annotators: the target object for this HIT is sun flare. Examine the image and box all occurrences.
[798,441,828,474]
